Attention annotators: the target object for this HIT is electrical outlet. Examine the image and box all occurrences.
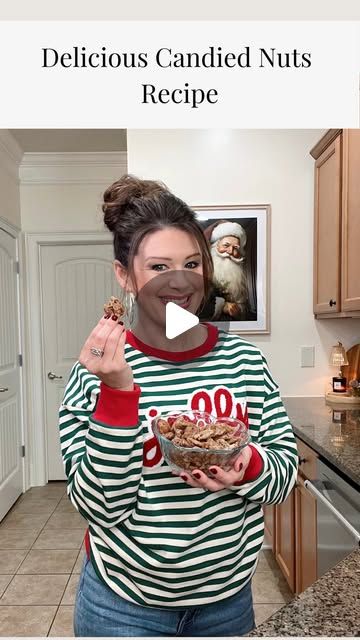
[300,346,315,367]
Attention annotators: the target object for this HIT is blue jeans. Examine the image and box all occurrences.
[74,557,255,637]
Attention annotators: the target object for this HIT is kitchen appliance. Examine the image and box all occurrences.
[304,459,360,577]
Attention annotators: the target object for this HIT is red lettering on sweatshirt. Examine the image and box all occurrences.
[190,390,213,414]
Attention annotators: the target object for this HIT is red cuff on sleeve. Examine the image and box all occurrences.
[234,444,264,485]
[93,382,141,427]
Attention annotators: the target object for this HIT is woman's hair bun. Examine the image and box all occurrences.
[102,174,167,232]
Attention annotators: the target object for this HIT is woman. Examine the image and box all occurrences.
[59,175,298,637]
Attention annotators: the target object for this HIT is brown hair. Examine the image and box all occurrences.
[102,174,213,301]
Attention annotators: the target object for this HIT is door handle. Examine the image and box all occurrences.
[0,387,9,392]
[47,372,63,380]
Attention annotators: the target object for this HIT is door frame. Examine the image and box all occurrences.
[25,231,113,486]
[0,216,27,492]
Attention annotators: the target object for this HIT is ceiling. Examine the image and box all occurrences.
[10,129,127,153]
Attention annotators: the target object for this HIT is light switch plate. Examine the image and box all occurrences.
[300,346,315,367]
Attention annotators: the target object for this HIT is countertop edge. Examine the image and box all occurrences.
[292,424,360,490]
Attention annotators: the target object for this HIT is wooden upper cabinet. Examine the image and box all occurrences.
[311,129,360,317]
[313,134,342,314]
[341,130,360,311]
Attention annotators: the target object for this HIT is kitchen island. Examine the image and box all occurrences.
[251,397,360,637]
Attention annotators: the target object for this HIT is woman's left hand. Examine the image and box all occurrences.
[174,445,253,492]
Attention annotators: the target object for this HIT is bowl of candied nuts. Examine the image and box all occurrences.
[152,411,250,476]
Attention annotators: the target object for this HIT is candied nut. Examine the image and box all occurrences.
[212,438,223,447]
[187,437,203,447]
[204,438,218,449]
[157,419,172,435]
[103,296,125,319]
[173,416,193,429]
[211,425,233,438]
[197,428,213,441]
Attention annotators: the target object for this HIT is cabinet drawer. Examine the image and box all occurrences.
[296,438,318,480]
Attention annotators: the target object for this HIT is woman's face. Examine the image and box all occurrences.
[115,227,205,328]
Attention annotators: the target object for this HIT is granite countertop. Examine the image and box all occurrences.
[283,397,360,488]
[251,549,360,637]
[250,397,360,636]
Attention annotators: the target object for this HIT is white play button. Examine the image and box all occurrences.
[166,302,199,339]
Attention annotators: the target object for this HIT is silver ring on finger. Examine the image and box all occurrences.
[90,347,104,358]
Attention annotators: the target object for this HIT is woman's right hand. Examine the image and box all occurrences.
[79,315,134,391]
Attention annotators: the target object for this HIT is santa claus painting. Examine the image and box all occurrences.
[200,219,257,322]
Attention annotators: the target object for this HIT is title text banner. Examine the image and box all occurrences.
[0,21,358,127]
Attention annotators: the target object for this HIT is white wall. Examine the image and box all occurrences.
[0,131,22,228]
[127,129,360,396]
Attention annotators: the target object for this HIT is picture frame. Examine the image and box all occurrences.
[194,204,271,335]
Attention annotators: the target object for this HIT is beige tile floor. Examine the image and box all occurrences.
[0,482,292,636]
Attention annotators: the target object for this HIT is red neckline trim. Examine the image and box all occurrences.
[126,323,218,362]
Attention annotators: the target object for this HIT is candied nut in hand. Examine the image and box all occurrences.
[103,296,125,319]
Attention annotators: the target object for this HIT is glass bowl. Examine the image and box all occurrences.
[152,410,250,476]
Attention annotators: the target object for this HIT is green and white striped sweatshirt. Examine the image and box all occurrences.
[59,324,298,609]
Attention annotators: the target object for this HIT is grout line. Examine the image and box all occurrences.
[6,573,76,576]
[0,604,63,607]
[48,570,74,636]
[0,571,18,599]
[18,547,83,551]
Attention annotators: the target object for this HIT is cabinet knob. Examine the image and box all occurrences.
[329,299,337,307]
[298,456,307,464]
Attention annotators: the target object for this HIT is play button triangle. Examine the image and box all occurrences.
[165,302,199,340]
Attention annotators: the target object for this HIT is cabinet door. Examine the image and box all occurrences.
[275,490,295,592]
[341,130,360,311]
[313,134,342,314]
[295,480,317,593]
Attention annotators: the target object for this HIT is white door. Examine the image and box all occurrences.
[0,228,23,520]
[40,242,122,480]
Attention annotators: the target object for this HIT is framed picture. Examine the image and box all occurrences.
[194,204,271,334]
